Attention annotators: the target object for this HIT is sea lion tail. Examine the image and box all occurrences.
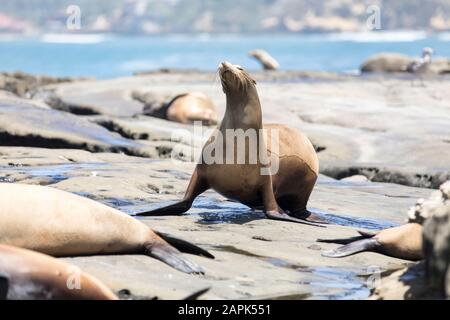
[0,274,9,300]
[145,241,206,275]
[183,287,210,300]
[155,232,215,259]
[320,238,380,258]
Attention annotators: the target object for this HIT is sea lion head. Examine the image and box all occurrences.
[219,61,256,95]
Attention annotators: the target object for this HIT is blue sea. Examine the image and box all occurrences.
[0,31,449,79]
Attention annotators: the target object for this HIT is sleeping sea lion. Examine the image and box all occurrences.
[0,244,117,300]
[0,183,213,274]
[319,223,423,261]
[136,61,323,226]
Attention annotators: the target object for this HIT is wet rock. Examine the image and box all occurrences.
[0,146,433,299]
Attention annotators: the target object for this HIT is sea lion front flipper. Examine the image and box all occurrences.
[136,169,209,217]
[290,209,329,225]
[321,238,381,258]
[155,232,215,259]
[0,274,9,300]
[265,211,325,228]
[145,241,205,275]
[136,200,191,216]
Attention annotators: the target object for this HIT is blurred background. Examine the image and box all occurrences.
[0,0,450,78]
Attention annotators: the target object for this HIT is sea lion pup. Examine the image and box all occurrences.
[248,50,280,71]
[137,61,323,226]
[0,244,118,300]
[318,223,423,261]
[0,183,213,274]
[166,92,218,125]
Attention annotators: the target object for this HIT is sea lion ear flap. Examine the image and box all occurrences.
[0,274,9,300]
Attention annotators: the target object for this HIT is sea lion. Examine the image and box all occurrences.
[0,183,213,274]
[318,223,423,261]
[166,92,218,125]
[133,91,218,125]
[360,53,413,73]
[0,244,117,300]
[136,61,323,226]
[248,50,280,71]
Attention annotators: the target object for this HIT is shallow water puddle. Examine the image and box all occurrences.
[310,208,398,231]
[134,196,397,230]
[0,163,111,184]
[211,245,372,300]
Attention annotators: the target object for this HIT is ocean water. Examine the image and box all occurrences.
[0,31,450,79]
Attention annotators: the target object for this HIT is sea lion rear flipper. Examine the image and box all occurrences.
[321,238,380,258]
[265,211,325,228]
[155,232,215,259]
[0,274,9,300]
[317,235,369,245]
[358,230,379,237]
[145,242,205,275]
[183,287,210,300]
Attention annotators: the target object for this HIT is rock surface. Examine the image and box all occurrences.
[42,71,450,188]
[0,146,435,299]
[0,96,159,158]
[1,70,449,299]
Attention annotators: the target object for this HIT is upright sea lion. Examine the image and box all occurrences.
[0,244,118,300]
[137,61,323,226]
[0,183,213,274]
[318,223,423,261]
[248,50,280,71]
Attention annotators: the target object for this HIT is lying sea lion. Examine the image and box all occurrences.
[133,91,218,125]
[248,50,280,71]
[137,61,323,226]
[166,92,218,125]
[360,53,413,73]
[0,183,213,274]
[319,223,423,261]
[0,244,117,300]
